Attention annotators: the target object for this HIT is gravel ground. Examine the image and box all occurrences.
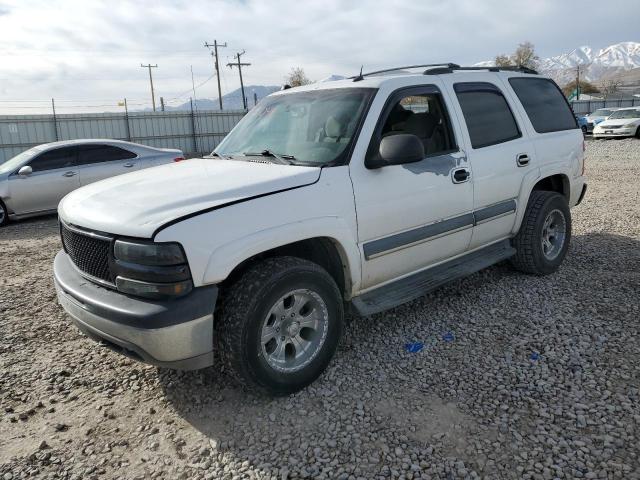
[1,138,639,480]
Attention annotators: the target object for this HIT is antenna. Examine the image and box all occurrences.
[353,65,364,82]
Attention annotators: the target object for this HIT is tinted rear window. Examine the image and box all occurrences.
[454,82,521,149]
[509,78,578,133]
[77,145,137,165]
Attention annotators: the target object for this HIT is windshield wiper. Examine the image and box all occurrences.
[243,150,296,165]
[209,151,233,159]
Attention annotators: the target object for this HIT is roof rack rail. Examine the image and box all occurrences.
[352,63,460,82]
[424,65,538,75]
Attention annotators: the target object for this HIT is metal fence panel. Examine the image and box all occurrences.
[570,98,640,114]
[0,109,246,163]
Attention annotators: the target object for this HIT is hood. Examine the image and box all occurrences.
[59,158,321,238]
[596,118,639,128]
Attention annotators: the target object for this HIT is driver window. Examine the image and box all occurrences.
[29,147,77,172]
[381,93,456,156]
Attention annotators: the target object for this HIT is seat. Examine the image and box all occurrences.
[403,112,445,155]
[323,116,346,143]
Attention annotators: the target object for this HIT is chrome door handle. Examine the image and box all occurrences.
[517,153,530,167]
[62,171,77,177]
[452,168,471,184]
[123,163,135,168]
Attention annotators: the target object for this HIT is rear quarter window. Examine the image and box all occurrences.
[509,77,578,133]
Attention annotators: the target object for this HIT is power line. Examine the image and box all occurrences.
[227,50,251,110]
[140,63,158,112]
[204,40,227,110]
[164,73,216,102]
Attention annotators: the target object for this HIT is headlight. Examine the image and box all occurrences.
[114,240,186,265]
[113,240,192,298]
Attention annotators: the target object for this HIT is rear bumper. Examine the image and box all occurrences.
[53,251,216,370]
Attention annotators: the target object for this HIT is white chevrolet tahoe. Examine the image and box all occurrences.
[54,64,587,395]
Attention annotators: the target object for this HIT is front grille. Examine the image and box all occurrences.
[60,223,113,283]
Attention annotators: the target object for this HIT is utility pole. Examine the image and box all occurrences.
[51,98,58,141]
[160,96,165,112]
[204,40,227,110]
[576,65,580,101]
[140,63,158,111]
[227,50,251,110]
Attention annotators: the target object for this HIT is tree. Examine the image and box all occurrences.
[494,54,512,67]
[286,67,312,87]
[599,78,622,99]
[511,42,539,69]
[493,41,540,69]
[561,80,599,97]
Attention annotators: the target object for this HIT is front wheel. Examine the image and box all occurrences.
[217,256,344,395]
[0,201,8,227]
[510,191,572,275]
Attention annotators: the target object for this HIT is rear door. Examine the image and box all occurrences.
[506,76,582,199]
[6,146,79,215]
[77,144,140,186]
[445,77,535,249]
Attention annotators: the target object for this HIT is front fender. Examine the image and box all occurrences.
[202,216,361,295]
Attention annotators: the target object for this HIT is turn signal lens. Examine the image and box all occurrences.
[115,277,193,299]
[173,157,186,162]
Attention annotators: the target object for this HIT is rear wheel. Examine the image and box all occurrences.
[635,126,640,139]
[0,201,8,227]
[217,256,344,395]
[510,191,571,275]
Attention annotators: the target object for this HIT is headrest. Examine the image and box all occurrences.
[325,116,344,138]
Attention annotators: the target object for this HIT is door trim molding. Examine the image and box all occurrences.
[362,199,517,260]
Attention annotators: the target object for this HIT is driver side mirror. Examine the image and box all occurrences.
[366,134,425,169]
[18,165,33,177]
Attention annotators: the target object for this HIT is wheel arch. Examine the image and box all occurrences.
[513,170,571,235]
[220,237,352,301]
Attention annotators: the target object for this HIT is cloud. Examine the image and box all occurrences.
[0,0,637,113]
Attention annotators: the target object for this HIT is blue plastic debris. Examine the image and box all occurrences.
[442,332,455,343]
[530,352,540,361]
[405,342,424,353]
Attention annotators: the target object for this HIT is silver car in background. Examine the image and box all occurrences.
[0,139,184,226]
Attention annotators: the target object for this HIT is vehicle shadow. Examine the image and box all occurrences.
[158,231,640,474]
[0,214,60,242]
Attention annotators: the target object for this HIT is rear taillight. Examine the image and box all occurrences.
[173,157,185,162]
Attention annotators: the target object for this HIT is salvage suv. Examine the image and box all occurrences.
[54,64,587,395]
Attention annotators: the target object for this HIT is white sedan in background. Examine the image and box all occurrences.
[0,139,184,226]
[593,107,640,139]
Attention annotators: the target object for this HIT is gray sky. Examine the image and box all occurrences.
[0,0,637,113]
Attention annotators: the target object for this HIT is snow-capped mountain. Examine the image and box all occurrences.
[539,42,640,84]
[476,42,640,86]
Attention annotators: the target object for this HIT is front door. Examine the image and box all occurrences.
[350,84,474,290]
[7,146,79,215]
[77,144,140,186]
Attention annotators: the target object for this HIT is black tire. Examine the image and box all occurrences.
[0,200,8,227]
[635,126,640,139]
[217,256,344,396]
[510,191,572,275]
[581,125,587,134]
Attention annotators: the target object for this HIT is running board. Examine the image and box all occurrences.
[352,240,516,316]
